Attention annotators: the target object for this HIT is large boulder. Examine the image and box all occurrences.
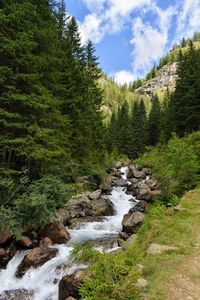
[57,207,71,226]
[92,197,115,216]
[16,246,58,277]
[41,222,70,244]
[100,175,113,194]
[87,190,102,201]
[65,193,93,219]
[122,211,145,235]
[0,230,12,246]
[58,269,86,300]
[132,170,146,180]
[137,182,152,201]
[16,236,32,248]
[129,200,148,214]
[64,191,115,229]
[145,178,158,190]
[113,178,128,187]
[127,167,146,180]
[126,178,140,196]
[142,168,152,176]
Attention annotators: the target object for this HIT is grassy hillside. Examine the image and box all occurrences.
[99,76,151,122]
[77,131,200,300]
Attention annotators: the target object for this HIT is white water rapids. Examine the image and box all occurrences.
[0,167,138,300]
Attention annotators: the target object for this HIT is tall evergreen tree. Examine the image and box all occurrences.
[148,95,161,145]
[126,100,148,158]
[0,0,70,178]
[172,42,200,136]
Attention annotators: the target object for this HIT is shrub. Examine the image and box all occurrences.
[136,134,200,205]
[15,175,72,228]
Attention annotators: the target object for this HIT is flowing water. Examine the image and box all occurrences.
[0,167,137,300]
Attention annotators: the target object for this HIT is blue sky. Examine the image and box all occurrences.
[66,0,200,84]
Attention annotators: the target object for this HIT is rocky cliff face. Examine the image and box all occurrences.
[136,62,178,96]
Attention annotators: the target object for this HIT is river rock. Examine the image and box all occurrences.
[100,175,113,193]
[87,189,102,200]
[0,248,6,258]
[142,168,152,176]
[57,208,71,226]
[133,170,146,180]
[113,178,128,187]
[39,237,53,248]
[0,289,34,300]
[122,211,145,235]
[16,236,32,248]
[125,234,138,245]
[146,178,157,190]
[64,191,115,228]
[92,197,115,216]
[66,193,93,219]
[115,161,122,169]
[137,182,152,201]
[127,168,146,180]
[129,201,148,213]
[119,231,129,240]
[58,269,85,300]
[16,246,58,277]
[41,222,70,244]
[0,230,12,246]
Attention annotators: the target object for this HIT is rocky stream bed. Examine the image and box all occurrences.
[0,164,160,300]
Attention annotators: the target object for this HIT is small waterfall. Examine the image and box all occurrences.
[0,167,137,300]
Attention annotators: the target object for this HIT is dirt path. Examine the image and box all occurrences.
[166,251,200,300]
[141,187,200,300]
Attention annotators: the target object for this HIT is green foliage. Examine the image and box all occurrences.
[0,174,73,232]
[76,245,140,300]
[107,99,149,159]
[0,0,108,232]
[136,134,200,205]
[171,42,200,136]
[148,95,161,146]
[126,100,148,159]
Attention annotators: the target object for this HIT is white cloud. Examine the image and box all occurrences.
[112,70,136,85]
[177,0,200,38]
[78,0,200,83]
[131,6,175,75]
[79,14,104,44]
[82,0,106,13]
[79,0,151,43]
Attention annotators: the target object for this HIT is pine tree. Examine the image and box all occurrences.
[126,100,148,158]
[83,40,104,161]
[0,0,70,178]
[148,95,161,145]
[117,101,129,154]
[106,112,118,152]
[181,37,187,47]
[171,42,200,136]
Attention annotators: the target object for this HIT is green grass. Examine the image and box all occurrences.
[139,186,200,299]
[78,185,200,300]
